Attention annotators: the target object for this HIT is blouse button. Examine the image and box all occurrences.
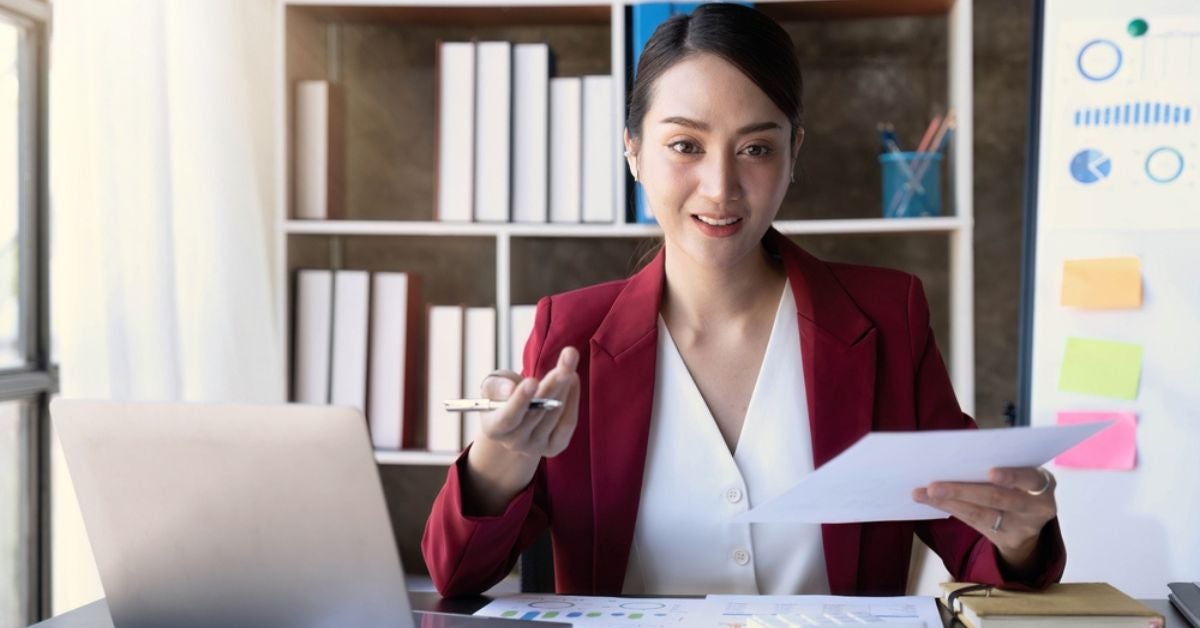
[731,548,751,566]
[725,487,743,504]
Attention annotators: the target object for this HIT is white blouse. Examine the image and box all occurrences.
[621,282,830,596]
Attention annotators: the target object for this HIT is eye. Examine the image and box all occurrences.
[669,140,701,154]
[741,144,773,158]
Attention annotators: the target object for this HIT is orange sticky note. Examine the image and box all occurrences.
[1061,257,1142,309]
[1054,411,1137,470]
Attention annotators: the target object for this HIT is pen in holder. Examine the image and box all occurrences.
[880,151,942,218]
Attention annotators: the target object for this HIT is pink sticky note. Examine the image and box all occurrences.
[1054,412,1137,471]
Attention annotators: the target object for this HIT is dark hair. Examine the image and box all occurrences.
[626,3,803,144]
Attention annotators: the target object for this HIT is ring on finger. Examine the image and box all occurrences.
[1026,467,1054,497]
[990,511,1004,533]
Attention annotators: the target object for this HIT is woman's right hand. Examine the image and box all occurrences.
[462,346,580,515]
[477,346,581,458]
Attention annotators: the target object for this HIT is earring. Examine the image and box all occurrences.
[790,170,795,184]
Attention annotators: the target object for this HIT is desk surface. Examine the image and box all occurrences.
[30,593,1190,627]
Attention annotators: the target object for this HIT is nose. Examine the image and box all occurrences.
[696,150,743,203]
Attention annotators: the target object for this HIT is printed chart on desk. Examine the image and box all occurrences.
[474,595,940,627]
[474,596,708,627]
[1042,11,1200,230]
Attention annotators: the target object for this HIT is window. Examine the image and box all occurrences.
[0,2,53,626]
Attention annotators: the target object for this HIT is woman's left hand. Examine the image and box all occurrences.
[913,467,1057,574]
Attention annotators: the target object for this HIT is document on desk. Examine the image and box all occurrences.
[473,595,709,627]
[737,422,1110,523]
[706,594,941,628]
[474,594,940,627]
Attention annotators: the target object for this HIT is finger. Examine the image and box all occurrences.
[546,374,581,453]
[529,371,575,448]
[481,371,523,400]
[990,467,1055,494]
[926,481,1031,514]
[486,378,540,436]
[919,495,1002,537]
[558,346,580,372]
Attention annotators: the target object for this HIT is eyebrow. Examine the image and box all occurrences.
[658,116,782,135]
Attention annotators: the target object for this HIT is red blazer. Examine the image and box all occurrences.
[422,230,1065,597]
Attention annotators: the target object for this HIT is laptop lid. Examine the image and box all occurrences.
[51,399,413,628]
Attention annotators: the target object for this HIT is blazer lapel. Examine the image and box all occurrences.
[588,249,665,594]
[774,231,878,595]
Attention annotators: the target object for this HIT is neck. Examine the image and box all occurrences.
[660,237,786,335]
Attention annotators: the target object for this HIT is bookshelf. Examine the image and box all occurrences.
[278,0,975,450]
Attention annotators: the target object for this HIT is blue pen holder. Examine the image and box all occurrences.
[879,151,942,218]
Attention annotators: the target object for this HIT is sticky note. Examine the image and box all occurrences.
[1061,256,1142,309]
[1054,411,1137,470]
[1058,337,1143,400]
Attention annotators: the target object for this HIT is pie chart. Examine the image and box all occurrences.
[1070,149,1112,184]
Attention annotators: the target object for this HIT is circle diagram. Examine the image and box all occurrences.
[1145,147,1184,183]
[528,601,574,609]
[1070,149,1113,184]
[619,602,667,610]
[1076,39,1123,81]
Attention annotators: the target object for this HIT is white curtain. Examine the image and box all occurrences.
[48,0,282,612]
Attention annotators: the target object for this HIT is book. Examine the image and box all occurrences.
[462,307,497,447]
[474,41,512,223]
[512,43,551,224]
[510,304,539,374]
[367,272,421,450]
[427,305,465,452]
[330,271,371,414]
[941,582,1165,628]
[549,77,583,224]
[582,75,615,224]
[293,269,333,404]
[435,41,476,222]
[294,80,343,219]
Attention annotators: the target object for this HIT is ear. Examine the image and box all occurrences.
[623,128,639,177]
[791,126,805,163]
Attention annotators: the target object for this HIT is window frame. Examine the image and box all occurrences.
[0,0,54,624]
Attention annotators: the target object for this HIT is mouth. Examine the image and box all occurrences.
[692,214,744,227]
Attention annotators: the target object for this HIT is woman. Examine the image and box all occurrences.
[423,3,1064,598]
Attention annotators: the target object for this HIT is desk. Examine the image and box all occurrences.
[29,593,1190,627]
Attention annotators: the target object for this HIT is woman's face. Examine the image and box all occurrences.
[627,52,801,272]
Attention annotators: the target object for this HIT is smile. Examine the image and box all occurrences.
[693,215,743,226]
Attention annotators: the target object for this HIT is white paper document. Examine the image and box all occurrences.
[738,423,1110,524]
[473,594,940,627]
[474,595,708,627]
[706,594,941,628]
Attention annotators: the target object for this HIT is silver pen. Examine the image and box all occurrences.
[443,398,563,412]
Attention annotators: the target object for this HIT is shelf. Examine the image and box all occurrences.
[286,216,968,238]
[286,2,611,26]
[374,449,459,465]
[285,0,953,21]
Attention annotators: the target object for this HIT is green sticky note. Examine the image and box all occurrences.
[1058,337,1143,400]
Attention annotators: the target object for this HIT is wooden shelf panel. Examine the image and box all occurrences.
[751,0,953,20]
[287,3,611,26]
[374,449,459,465]
[286,216,968,237]
[287,1,953,22]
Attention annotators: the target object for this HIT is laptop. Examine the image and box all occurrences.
[1170,582,1200,628]
[51,399,559,628]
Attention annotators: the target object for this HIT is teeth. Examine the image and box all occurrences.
[695,215,741,226]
